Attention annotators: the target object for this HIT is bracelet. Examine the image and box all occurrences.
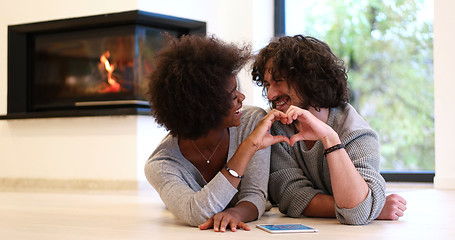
[323,143,345,156]
[225,165,244,179]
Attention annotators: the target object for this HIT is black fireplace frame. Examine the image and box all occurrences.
[3,10,206,119]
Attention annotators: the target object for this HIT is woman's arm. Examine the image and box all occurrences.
[200,109,290,231]
[145,158,239,226]
[219,109,289,189]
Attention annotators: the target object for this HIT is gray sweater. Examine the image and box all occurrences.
[145,106,270,227]
[269,104,386,225]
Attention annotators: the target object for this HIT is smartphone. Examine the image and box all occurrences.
[256,224,319,234]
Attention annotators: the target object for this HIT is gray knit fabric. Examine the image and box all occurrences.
[145,106,270,227]
[269,104,386,225]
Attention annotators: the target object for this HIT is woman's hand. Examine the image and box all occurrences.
[198,209,250,232]
[245,109,290,151]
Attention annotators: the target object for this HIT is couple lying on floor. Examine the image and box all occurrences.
[144,34,407,232]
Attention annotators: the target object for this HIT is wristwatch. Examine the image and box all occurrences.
[225,165,244,179]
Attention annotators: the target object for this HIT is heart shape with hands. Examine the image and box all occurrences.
[257,105,335,148]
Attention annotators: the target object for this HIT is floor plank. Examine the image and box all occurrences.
[0,183,453,240]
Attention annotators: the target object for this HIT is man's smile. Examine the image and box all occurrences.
[273,96,290,111]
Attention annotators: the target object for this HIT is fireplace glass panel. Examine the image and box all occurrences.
[32,25,175,110]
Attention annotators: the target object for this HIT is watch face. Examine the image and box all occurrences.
[228,169,239,177]
[225,165,243,178]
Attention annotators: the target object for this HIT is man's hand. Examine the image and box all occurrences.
[284,105,334,146]
[376,194,407,220]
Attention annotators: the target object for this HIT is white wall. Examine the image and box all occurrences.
[1,0,453,190]
[0,0,273,190]
[433,0,455,189]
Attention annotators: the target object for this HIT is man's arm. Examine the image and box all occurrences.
[303,193,407,221]
[286,106,370,210]
[285,106,392,224]
[302,193,336,217]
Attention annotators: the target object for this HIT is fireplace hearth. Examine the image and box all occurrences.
[3,10,206,119]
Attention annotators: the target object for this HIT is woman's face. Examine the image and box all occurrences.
[221,76,245,128]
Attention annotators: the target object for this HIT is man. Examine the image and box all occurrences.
[252,35,407,225]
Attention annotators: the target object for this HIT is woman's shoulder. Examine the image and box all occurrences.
[146,134,199,179]
[147,134,181,164]
[228,106,266,140]
[239,106,266,127]
[241,105,266,119]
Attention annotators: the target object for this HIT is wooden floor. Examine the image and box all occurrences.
[1,183,454,240]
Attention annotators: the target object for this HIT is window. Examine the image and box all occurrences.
[280,0,434,181]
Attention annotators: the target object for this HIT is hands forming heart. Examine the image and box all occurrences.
[283,106,334,146]
[249,105,335,150]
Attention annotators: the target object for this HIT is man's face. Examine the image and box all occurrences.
[263,62,302,113]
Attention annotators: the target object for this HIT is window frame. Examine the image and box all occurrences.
[274,0,434,183]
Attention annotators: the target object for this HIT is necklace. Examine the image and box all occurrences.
[191,130,226,164]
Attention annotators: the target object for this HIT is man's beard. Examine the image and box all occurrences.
[269,97,310,111]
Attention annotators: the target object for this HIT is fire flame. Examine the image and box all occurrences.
[100,51,121,93]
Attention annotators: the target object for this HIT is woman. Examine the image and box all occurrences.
[144,34,288,232]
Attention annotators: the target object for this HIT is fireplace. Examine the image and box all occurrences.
[4,10,206,119]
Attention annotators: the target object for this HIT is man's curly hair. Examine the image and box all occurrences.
[252,35,349,109]
[146,34,250,139]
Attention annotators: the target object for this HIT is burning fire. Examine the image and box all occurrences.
[99,51,121,93]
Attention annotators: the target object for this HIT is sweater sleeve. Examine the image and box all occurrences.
[335,129,386,225]
[145,159,238,227]
[232,106,270,219]
[235,143,270,219]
